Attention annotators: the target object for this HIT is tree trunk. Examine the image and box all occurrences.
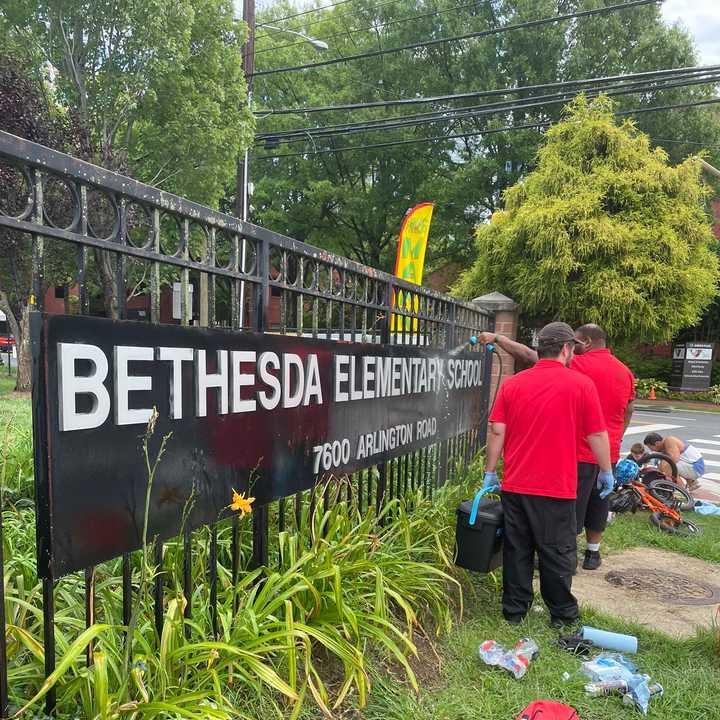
[15,303,32,392]
[0,291,31,391]
[94,249,121,319]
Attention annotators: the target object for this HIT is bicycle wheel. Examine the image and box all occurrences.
[649,511,701,536]
[647,480,694,511]
[609,487,639,513]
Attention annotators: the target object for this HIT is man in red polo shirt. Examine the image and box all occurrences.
[571,324,635,569]
[484,322,612,626]
[479,324,635,570]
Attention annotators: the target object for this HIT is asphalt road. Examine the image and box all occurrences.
[621,406,720,498]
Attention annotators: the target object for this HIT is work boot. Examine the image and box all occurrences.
[582,549,601,570]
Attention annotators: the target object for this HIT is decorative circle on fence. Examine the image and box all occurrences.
[605,568,720,606]
[0,161,33,219]
[125,201,153,248]
[43,174,80,231]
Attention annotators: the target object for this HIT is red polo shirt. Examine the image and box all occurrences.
[489,360,606,499]
[570,349,635,464]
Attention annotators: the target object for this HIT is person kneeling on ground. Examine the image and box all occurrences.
[483,322,612,628]
[643,432,705,492]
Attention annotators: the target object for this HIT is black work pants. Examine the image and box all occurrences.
[501,490,578,622]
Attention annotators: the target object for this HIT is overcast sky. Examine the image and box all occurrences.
[661,0,720,64]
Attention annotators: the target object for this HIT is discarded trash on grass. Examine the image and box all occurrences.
[479,638,539,679]
[581,652,662,714]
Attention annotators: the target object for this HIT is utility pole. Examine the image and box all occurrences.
[237,0,255,327]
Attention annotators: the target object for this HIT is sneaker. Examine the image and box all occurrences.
[504,613,525,625]
[582,549,601,570]
[550,616,580,630]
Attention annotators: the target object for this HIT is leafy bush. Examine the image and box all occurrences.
[634,379,720,405]
[635,378,669,399]
[2,451,478,718]
[614,347,673,384]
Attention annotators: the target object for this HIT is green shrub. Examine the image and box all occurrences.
[635,378,669,399]
[2,453,478,718]
[614,346,673,384]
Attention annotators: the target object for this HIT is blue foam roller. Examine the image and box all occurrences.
[582,626,638,654]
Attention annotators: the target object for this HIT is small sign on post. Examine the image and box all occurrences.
[670,342,715,391]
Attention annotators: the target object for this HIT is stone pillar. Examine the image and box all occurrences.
[473,292,520,403]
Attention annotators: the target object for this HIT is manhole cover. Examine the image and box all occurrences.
[605,568,720,606]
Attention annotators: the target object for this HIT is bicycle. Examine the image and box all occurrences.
[609,453,700,536]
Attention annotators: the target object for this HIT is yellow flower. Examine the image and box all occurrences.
[229,489,255,516]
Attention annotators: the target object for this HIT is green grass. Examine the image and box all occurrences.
[603,511,720,564]
[349,510,720,720]
[357,586,718,720]
[0,370,34,500]
[2,374,719,718]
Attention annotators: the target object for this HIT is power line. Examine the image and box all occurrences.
[258,72,720,141]
[253,0,660,77]
[257,0,402,38]
[257,73,720,143]
[258,0,360,27]
[254,97,720,159]
[255,0,487,55]
[256,64,720,115]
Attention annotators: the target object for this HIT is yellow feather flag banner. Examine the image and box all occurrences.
[391,202,433,334]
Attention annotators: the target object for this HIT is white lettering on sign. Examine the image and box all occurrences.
[57,343,111,431]
[114,345,153,426]
[231,350,257,414]
[195,349,229,417]
[158,347,194,419]
[56,342,481,431]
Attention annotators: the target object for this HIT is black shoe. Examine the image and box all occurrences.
[551,616,580,630]
[504,613,525,625]
[582,549,602,570]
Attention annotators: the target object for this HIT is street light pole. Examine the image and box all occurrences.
[237,0,255,327]
[236,6,328,326]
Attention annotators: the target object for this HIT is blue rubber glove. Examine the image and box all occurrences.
[482,471,500,492]
[597,469,615,499]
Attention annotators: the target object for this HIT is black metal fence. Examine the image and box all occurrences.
[0,129,494,716]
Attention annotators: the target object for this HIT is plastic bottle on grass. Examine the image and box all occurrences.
[479,638,538,679]
[508,638,539,678]
[478,640,507,667]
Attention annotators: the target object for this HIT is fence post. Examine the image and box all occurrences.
[375,279,393,515]
[437,301,458,486]
[252,236,270,568]
[472,292,520,446]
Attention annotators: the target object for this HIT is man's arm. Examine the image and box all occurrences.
[485,422,506,473]
[623,400,635,433]
[587,431,612,472]
[476,332,538,365]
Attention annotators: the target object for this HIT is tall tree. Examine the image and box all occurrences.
[0,55,77,390]
[454,96,719,344]
[1,0,254,317]
[252,0,720,277]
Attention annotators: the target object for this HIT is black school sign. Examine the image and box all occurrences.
[32,314,485,578]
